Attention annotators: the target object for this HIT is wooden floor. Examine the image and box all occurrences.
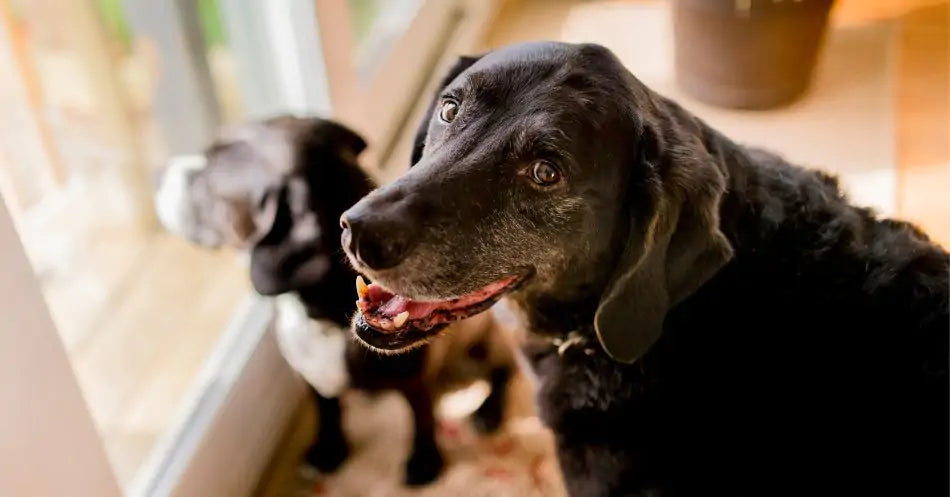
[383,0,949,246]
[894,2,950,245]
[484,0,949,246]
[259,0,949,495]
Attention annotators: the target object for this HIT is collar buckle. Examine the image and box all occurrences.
[550,330,588,356]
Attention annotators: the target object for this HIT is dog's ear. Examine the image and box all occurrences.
[198,136,286,249]
[410,55,482,166]
[311,119,367,159]
[229,186,281,248]
[246,117,365,296]
[264,115,366,162]
[594,121,734,364]
[249,179,330,296]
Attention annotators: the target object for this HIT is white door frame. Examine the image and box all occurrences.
[0,194,122,497]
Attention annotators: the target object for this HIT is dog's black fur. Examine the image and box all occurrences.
[343,42,950,496]
[212,119,443,483]
[257,119,524,485]
[176,117,514,485]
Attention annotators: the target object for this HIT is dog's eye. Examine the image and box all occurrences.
[529,160,561,186]
[439,99,459,123]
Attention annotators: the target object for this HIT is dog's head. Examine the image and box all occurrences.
[342,42,733,362]
[156,115,369,296]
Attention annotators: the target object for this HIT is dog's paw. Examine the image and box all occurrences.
[303,438,349,474]
[403,444,444,486]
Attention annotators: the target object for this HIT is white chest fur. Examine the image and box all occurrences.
[273,294,350,398]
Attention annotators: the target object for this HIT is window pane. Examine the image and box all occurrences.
[348,0,423,83]
[0,0,248,488]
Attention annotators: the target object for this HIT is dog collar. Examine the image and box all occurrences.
[541,330,595,357]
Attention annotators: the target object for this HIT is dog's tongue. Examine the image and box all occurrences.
[356,277,449,328]
[373,293,441,321]
[355,275,516,333]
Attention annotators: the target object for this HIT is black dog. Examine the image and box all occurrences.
[155,115,516,485]
[341,42,949,496]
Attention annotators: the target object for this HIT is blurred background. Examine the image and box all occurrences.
[0,1,946,496]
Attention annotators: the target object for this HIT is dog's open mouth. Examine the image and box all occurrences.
[352,274,524,351]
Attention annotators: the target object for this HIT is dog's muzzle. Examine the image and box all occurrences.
[154,154,206,237]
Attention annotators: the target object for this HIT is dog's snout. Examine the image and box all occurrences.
[340,212,413,271]
[341,194,419,271]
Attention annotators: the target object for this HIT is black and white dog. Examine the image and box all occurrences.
[155,115,521,485]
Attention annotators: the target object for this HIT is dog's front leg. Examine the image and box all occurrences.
[303,387,349,472]
[400,380,444,485]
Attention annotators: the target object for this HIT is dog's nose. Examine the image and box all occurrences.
[340,208,415,271]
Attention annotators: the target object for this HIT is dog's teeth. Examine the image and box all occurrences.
[356,276,368,299]
[393,311,409,329]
